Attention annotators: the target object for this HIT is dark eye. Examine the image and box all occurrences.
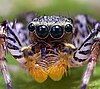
[50,25,63,38]
[36,25,49,38]
[28,23,35,32]
[65,24,73,32]
[67,18,73,24]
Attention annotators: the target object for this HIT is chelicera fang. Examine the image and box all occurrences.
[0,13,100,89]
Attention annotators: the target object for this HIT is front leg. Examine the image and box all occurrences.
[0,23,13,89]
[81,42,100,89]
[72,22,100,89]
[81,23,100,89]
[0,60,13,89]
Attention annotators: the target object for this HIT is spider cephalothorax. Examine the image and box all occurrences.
[21,16,76,82]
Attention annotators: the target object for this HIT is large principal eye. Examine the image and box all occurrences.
[28,23,35,32]
[36,25,49,38]
[50,25,63,38]
[65,24,73,32]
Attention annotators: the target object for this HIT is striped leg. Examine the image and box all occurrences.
[0,22,13,89]
[72,22,100,89]
[81,23,100,89]
[72,15,98,66]
[0,60,13,89]
[72,28,97,66]
[73,14,97,49]
[6,21,27,64]
[6,12,37,64]
[81,42,100,89]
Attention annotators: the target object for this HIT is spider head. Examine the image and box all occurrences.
[28,16,73,44]
[26,16,75,82]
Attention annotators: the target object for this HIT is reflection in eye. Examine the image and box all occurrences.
[50,25,64,39]
[65,24,73,32]
[36,25,49,39]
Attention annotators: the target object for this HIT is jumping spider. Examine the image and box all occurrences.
[0,13,100,89]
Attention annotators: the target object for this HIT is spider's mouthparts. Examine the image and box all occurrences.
[41,47,58,58]
[25,47,72,83]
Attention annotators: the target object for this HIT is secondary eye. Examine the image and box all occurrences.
[50,25,63,39]
[28,23,35,32]
[65,24,73,32]
[67,18,73,24]
[36,25,49,39]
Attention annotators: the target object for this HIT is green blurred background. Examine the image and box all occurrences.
[0,0,100,89]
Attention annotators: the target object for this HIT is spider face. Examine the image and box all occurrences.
[28,16,73,43]
[24,16,75,82]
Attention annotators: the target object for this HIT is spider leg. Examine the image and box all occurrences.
[0,22,13,89]
[0,60,13,89]
[73,14,97,49]
[6,12,37,64]
[81,42,100,89]
[72,15,99,66]
[81,23,100,89]
[72,22,100,89]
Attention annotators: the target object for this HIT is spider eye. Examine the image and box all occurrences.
[65,24,73,32]
[67,18,73,23]
[28,23,35,32]
[36,25,49,38]
[50,25,63,38]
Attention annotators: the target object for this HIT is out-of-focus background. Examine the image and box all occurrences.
[0,0,100,19]
[0,0,100,89]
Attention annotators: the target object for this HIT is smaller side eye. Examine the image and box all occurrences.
[65,24,73,32]
[67,18,73,24]
[28,23,35,32]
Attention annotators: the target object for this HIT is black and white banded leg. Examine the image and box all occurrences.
[0,60,13,89]
[72,15,98,66]
[72,15,100,89]
[81,23,100,89]
[0,22,13,89]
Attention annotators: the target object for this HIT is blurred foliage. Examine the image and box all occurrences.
[0,0,100,89]
[0,0,100,20]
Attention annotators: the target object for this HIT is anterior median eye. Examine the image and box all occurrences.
[28,23,35,32]
[36,25,49,39]
[50,25,63,39]
[65,24,73,32]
